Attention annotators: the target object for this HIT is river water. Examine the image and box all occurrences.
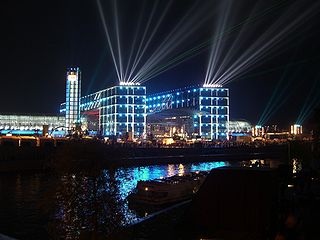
[0,161,230,239]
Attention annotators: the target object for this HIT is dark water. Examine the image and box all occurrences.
[0,161,230,239]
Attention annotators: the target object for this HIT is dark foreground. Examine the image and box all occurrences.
[115,167,320,240]
[1,140,318,239]
[0,161,231,239]
[1,160,320,240]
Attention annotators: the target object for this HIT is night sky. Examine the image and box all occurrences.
[1,0,320,129]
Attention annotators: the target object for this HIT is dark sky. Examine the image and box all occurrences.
[1,0,320,129]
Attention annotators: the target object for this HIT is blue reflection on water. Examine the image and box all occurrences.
[0,161,230,239]
[115,161,229,200]
[112,161,230,223]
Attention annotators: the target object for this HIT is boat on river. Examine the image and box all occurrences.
[128,171,209,206]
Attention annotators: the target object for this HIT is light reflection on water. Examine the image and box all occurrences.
[115,161,229,201]
[0,161,229,239]
[112,161,229,224]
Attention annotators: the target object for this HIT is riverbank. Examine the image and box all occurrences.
[0,142,287,173]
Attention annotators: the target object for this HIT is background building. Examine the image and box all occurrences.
[291,124,303,135]
[228,120,252,142]
[0,114,65,136]
[228,120,252,134]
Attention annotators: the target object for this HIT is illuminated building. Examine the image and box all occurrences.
[228,120,252,133]
[146,86,229,140]
[60,84,229,140]
[264,125,278,133]
[265,132,289,140]
[228,120,252,141]
[252,125,264,137]
[65,67,81,131]
[290,124,302,135]
[61,84,147,139]
[0,114,65,136]
[101,85,146,138]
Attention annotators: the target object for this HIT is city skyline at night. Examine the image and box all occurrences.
[1,1,320,239]
[1,0,320,128]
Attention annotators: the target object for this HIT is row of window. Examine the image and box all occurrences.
[146,88,228,102]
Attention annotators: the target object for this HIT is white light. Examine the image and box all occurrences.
[291,124,302,135]
[67,74,77,81]
[203,83,223,88]
[119,82,140,86]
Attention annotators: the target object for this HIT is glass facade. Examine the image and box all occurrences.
[61,85,147,138]
[65,67,81,131]
[146,86,229,140]
[101,86,147,138]
[0,115,65,131]
[60,85,229,140]
[229,120,252,133]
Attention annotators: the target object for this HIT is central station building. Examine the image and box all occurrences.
[60,68,229,140]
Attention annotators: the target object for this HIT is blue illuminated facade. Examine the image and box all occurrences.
[60,85,229,140]
[0,114,66,137]
[146,86,229,140]
[61,85,147,138]
[101,85,146,137]
[65,67,81,131]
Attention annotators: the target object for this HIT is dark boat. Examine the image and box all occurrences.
[128,171,209,206]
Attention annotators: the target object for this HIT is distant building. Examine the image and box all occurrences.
[253,125,265,137]
[290,124,303,135]
[0,114,65,136]
[228,120,252,133]
[264,124,279,133]
[228,120,252,142]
